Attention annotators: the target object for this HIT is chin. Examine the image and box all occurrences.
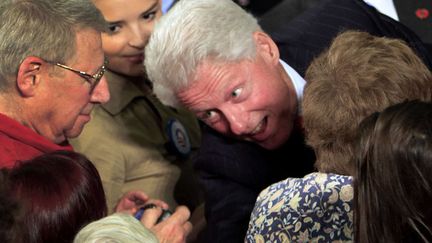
[65,123,87,139]
[52,135,67,145]
[65,130,83,139]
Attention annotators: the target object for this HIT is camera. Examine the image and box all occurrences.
[134,204,172,223]
[156,209,172,223]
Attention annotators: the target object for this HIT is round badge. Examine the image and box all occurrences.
[416,8,430,20]
[166,119,191,157]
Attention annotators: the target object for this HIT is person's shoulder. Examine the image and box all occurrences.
[72,106,120,141]
[70,106,128,155]
[305,172,352,187]
[248,172,354,242]
[255,172,353,212]
[255,173,319,208]
[301,172,353,201]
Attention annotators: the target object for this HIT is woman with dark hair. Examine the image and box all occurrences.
[4,151,107,243]
[1,151,189,243]
[354,100,432,243]
[0,173,21,243]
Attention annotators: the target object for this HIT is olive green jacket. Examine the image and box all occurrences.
[71,71,201,212]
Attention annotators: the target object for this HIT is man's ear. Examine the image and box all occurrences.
[16,56,44,97]
[253,31,280,65]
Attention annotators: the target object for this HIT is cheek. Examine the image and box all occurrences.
[253,85,285,107]
[107,58,127,73]
[209,121,230,134]
[64,92,90,114]
[254,83,292,116]
[141,24,154,42]
[102,35,126,57]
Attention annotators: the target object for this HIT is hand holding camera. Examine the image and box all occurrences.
[135,203,192,243]
[134,203,172,223]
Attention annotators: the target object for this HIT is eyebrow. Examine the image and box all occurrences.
[106,20,122,25]
[142,2,159,16]
[106,2,159,25]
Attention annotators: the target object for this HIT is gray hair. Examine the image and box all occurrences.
[73,213,158,243]
[0,0,106,90]
[145,0,260,107]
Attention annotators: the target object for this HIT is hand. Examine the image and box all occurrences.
[114,190,148,213]
[140,205,193,243]
[115,190,169,214]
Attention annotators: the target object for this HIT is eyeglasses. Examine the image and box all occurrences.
[46,58,108,93]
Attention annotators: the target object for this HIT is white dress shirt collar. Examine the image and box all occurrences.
[279,59,306,115]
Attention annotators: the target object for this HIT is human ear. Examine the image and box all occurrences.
[16,56,44,97]
[253,31,280,65]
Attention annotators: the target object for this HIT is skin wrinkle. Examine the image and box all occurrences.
[26,29,109,144]
[178,61,236,115]
[178,39,297,149]
[179,60,253,137]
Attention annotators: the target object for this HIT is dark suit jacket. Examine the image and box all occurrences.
[393,0,432,45]
[272,0,431,76]
[258,0,321,34]
[194,1,432,242]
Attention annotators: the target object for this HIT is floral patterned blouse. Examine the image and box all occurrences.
[246,172,353,243]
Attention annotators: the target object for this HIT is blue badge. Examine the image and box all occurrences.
[166,118,191,157]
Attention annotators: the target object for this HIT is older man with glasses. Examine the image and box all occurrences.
[0,0,110,166]
[0,1,192,242]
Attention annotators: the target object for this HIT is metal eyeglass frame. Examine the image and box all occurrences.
[46,58,108,93]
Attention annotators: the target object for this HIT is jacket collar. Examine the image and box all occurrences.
[101,70,149,115]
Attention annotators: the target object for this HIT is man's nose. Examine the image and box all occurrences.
[90,76,110,104]
[222,106,249,135]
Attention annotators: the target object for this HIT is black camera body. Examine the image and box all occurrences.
[157,209,172,223]
[134,204,172,224]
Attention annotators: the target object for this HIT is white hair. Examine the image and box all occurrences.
[145,0,260,107]
[73,213,158,243]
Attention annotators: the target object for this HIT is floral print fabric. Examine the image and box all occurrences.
[246,172,353,242]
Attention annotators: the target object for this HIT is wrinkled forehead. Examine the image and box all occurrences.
[191,57,250,83]
[177,59,250,107]
[189,60,238,91]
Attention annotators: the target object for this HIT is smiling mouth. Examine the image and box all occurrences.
[250,116,267,136]
[125,54,144,63]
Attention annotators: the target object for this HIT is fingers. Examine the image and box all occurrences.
[115,190,149,213]
[137,201,172,228]
[139,199,169,210]
[140,204,163,228]
[167,206,191,224]
[115,190,173,214]
[150,206,192,243]
[183,221,193,235]
[124,190,149,205]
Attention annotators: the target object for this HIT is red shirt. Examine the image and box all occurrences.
[0,113,73,168]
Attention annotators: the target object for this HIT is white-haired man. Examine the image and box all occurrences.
[145,0,431,241]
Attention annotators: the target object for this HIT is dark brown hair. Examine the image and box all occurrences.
[354,100,432,243]
[6,151,107,243]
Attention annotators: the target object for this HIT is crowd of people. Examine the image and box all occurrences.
[0,0,431,242]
